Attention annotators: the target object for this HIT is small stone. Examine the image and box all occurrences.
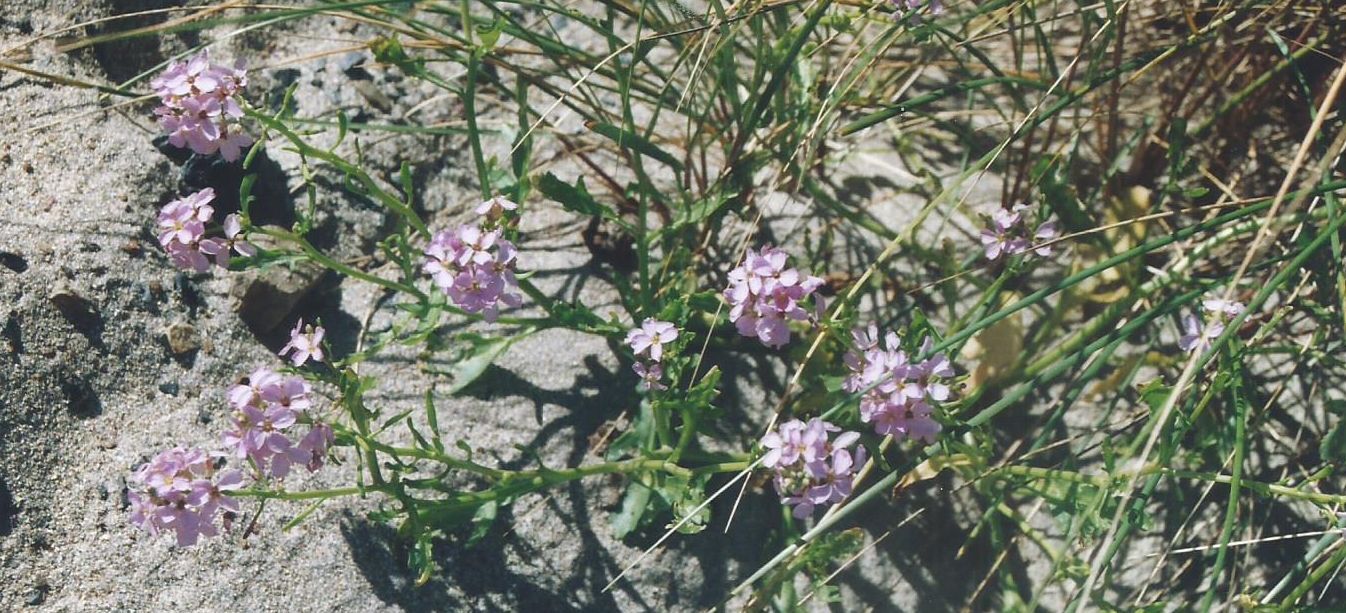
[158,381,179,396]
[26,588,45,606]
[165,321,200,356]
[197,408,212,425]
[49,283,100,331]
[120,240,143,256]
[230,230,325,335]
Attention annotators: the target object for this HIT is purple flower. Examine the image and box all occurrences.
[221,367,318,479]
[761,418,865,518]
[847,326,952,444]
[760,419,807,469]
[980,203,1058,261]
[725,246,824,348]
[1202,298,1245,317]
[151,51,252,161]
[156,189,253,272]
[424,224,523,322]
[128,447,240,546]
[870,400,942,444]
[223,404,307,479]
[1179,297,1245,353]
[626,319,678,362]
[279,318,325,366]
[297,423,334,472]
[632,361,667,391]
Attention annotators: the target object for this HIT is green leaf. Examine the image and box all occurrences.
[659,474,711,535]
[432,330,534,395]
[611,478,654,539]
[586,121,684,172]
[667,191,735,232]
[1321,418,1346,465]
[409,530,435,586]
[467,500,497,546]
[537,172,622,224]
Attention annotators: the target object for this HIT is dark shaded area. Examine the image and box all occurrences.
[835,471,990,611]
[154,139,297,229]
[2,313,22,362]
[582,216,638,274]
[61,375,102,419]
[49,290,104,349]
[0,251,27,273]
[0,478,17,536]
[173,272,204,316]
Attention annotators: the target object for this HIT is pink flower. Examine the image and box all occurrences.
[279,318,325,366]
[221,367,319,479]
[297,423,334,472]
[424,224,523,322]
[724,246,824,348]
[980,203,1057,261]
[846,327,952,444]
[761,418,865,518]
[1179,296,1245,353]
[156,189,253,272]
[626,319,678,362]
[128,447,240,546]
[151,51,252,161]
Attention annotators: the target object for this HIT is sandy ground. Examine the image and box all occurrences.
[0,2,1020,611]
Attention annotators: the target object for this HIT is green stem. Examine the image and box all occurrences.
[255,226,427,302]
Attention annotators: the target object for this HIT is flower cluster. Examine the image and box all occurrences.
[280,318,326,366]
[128,447,243,546]
[223,367,333,479]
[761,418,866,518]
[151,51,253,161]
[627,318,678,391]
[843,326,951,444]
[130,363,333,546]
[156,188,254,272]
[1179,297,1246,353]
[423,209,523,322]
[725,245,824,348]
[979,204,1059,261]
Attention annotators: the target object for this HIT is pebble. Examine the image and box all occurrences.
[158,381,179,396]
[165,322,200,356]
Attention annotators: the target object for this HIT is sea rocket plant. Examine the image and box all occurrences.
[843,326,951,444]
[1179,297,1246,353]
[761,418,866,518]
[979,204,1059,261]
[155,188,255,272]
[423,204,523,321]
[724,245,824,348]
[151,51,253,161]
